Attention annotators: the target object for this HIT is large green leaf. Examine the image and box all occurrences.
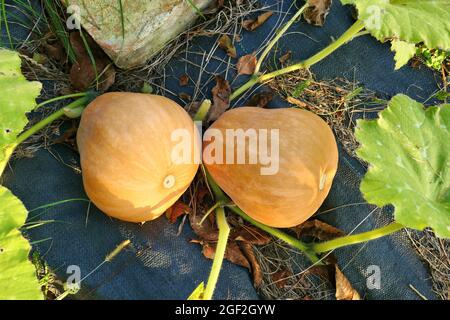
[0,49,42,175]
[390,40,416,70]
[355,94,450,238]
[341,0,450,51]
[0,186,43,299]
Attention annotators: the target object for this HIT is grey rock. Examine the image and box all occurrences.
[66,0,213,69]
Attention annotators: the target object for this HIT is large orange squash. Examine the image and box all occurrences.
[203,107,338,228]
[77,92,200,223]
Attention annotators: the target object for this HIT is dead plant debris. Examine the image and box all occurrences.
[291,219,345,241]
[208,76,232,121]
[242,11,273,31]
[218,34,237,58]
[304,0,333,27]
[247,91,274,108]
[166,200,192,224]
[179,74,190,86]
[69,32,116,92]
[237,54,257,75]
[407,229,450,300]
[335,265,361,300]
[279,51,292,65]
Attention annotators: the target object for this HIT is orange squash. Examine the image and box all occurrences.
[77,92,200,223]
[203,107,338,228]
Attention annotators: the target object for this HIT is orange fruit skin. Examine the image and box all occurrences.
[204,107,338,228]
[77,92,200,223]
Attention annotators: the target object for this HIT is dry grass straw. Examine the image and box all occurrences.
[407,229,450,300]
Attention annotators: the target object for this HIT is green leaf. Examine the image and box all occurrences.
[0,49,42,175]
[355,94,450,238]
[342,0,450,51]
[0,186,43,299]
[390,40,416,70]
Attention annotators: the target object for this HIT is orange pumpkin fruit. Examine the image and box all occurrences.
[77,92,200,223]
[203,107,338,228]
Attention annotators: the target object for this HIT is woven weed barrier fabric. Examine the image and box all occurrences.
[1,0,441,299]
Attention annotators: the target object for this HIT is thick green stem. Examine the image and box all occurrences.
[203,206,230,300]
[260,20,365,81]
[231,20,365,101]
[193,99,212,122]
[226,205,320,264]
[16,95,92,145]
[312,222,404,253]
[254,2,308,74]
[35,92,88,110]
[204,169,320,264]
[230,75,259,101]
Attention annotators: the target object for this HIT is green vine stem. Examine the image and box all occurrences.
[230,19,366,101]
[16,94,95,145]
[35,92,88,110]
[312,222,405,253]
[193,99,212,122]
[226,204,321,264]
[204,169,321,264]
[202,206,231,300]
[254,2,308,74]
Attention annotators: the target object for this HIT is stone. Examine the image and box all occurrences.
[66,0,213,69]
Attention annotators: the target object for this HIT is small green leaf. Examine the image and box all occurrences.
[292,80,312,98]
[391,40,416,70]
[342,0,450,51]
[355,94,450,238]
[188,282,205,300]
[0,186,43,300]
[0,49,42,175]
[141,82,154,94]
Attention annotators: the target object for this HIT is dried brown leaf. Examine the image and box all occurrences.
[44,43,65,62]
[247,91,274,108]
[304,0,332,26]
[179,74,189,86]
[218,34,237,58]
[335,265,361,300]
[208,76,231,121]
[231,225,272,245]
[279,51,292,64]
[69,32,116,92]
[242,11,273,31]
[166,200,192,224]
[196,185,211,204]
[189,212,218,241]
[97,64,116,92]
[292,219,345,241]
[240,242,263,288]
[179,92,192,101]
[236,54,257,75]
[201,241,251,270]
